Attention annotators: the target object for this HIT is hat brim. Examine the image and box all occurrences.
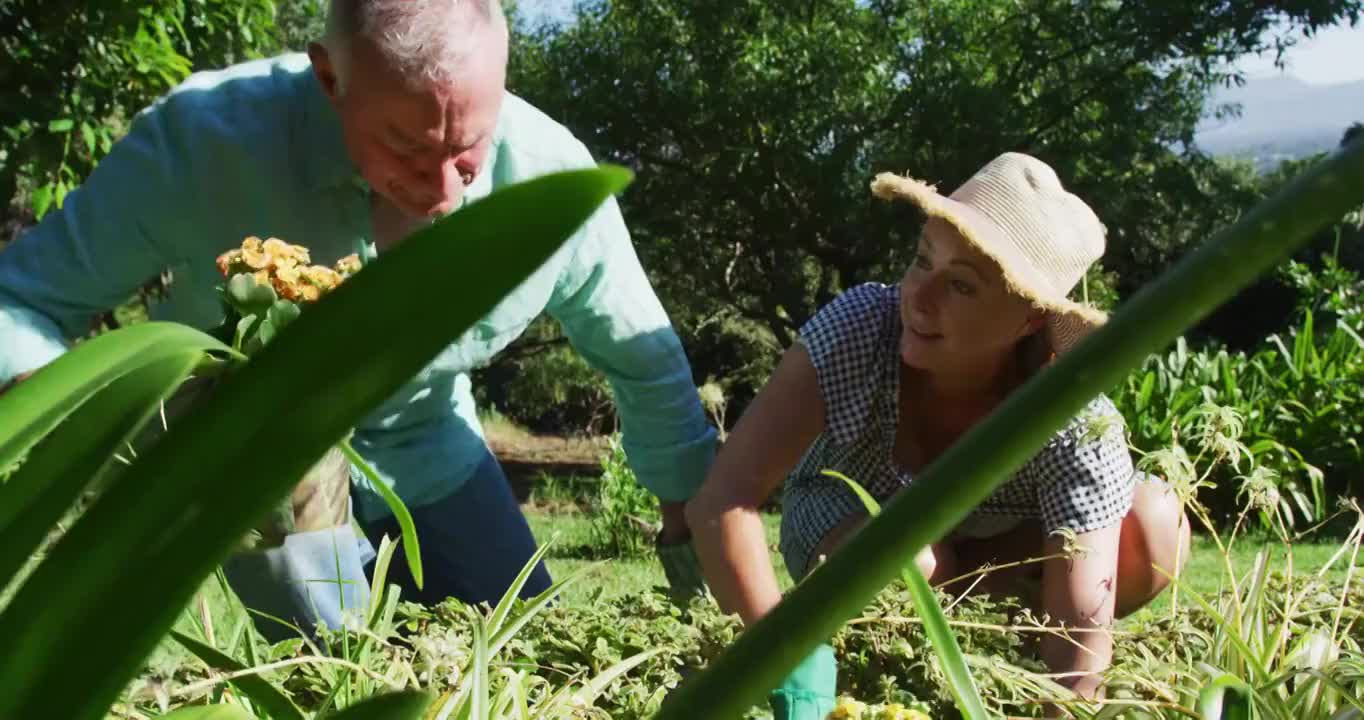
[871,172,1106,356]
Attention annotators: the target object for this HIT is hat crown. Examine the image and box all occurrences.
[948,153,1105,299]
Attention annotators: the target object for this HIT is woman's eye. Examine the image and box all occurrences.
[951,279,975,295]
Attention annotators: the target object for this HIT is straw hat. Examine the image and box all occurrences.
[871,152,1108,356]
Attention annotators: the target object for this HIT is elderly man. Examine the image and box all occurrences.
[0,0,713,639]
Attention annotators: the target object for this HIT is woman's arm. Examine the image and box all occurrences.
[1040,522,1123,700]
[685,343,827,624]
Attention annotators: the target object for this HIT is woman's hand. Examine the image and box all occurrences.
[1040,522,1123,704]
[685,343,826,624]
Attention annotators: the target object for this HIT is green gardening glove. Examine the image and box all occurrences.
[768,643,838,720]
[656,535,709,605]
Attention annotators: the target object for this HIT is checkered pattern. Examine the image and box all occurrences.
[778,282,1136,578]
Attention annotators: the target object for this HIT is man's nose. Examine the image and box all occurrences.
[414,156,463,204]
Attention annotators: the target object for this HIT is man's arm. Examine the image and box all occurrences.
[0,99,186,384]
[544,189,718,516]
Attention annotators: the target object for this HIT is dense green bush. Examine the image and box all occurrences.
[586,434,661,558]
[1111,257,1364,528]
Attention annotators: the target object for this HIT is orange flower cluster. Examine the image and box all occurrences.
[216,236,361,303]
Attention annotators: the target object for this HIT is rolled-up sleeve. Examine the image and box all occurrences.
[0,101,184,384]
[546,183,717,503]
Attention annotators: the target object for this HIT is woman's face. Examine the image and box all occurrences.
[898,217,1042,375]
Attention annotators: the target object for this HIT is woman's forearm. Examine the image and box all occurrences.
[688,502,785,624]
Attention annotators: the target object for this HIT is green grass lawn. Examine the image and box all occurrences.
[148,501,1358,677]
[523,507,1359,620]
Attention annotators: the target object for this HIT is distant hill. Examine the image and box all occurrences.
[1196,76,1364,170]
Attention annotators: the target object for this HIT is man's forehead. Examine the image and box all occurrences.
[382,81,501,147]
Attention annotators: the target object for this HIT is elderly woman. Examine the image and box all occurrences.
[684,152,1192,717]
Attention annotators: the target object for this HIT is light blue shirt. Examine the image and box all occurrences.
[0,53,717,521]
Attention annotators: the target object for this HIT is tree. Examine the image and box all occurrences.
[1195,121,1364,348]
[0,0,278,226]
[509,0,1362,347]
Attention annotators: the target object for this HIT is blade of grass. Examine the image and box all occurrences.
[471,621,489,720]
[1197,674,1254,720]
[0,166,632,720]
[487,561,600,658]
[487,535,559,637]
[655,127,1364,720]
[169,630,305,720]
[341,439,423,589]
[572,648,665,707]
[825,470,991,719]
[367,534,400,628]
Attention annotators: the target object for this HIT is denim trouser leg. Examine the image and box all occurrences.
[360,449,553,607]
[221,524,374,644]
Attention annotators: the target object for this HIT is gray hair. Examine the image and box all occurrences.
[324,0,505,89]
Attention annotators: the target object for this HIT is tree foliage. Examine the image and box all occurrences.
[0,0,278,223]
[509,0,1362,346]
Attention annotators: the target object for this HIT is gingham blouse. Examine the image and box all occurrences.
[778,282,1137,579]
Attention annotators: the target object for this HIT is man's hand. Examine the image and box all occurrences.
[658,501,691,546]
[656,500,709,603]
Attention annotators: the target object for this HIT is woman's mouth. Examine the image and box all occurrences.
[910,327,943,341]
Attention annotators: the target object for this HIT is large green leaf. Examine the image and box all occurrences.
[169,630,305,720]
[654,123,1364,720]
[0,351,204,592]
[0,166,632,720]
[327,691,433,720]
[0,322,236,472]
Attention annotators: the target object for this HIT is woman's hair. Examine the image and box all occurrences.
[1013,321,1056,380]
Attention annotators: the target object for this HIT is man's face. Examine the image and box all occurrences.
[311,28,507,218]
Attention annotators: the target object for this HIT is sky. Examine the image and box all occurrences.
[1237,22,1364,86]
[518,3,1364,86]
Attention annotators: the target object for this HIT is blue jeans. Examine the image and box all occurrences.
[359,449,554,607]
[222,448,552,642]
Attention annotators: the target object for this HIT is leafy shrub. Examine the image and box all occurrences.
[586,435,660,558]
[1111,257,1364,528]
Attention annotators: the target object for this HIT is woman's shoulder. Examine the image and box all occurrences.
[806,282,899,328]
[1039,393,1130,456]
[797,282,901,444]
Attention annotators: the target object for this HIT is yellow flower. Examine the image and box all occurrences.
[240,236,270,270]
[294,283,322,302]
[829,697,867,719]
[275,264,302,286]
[215,249,240,277]
[303,265,342,290]
[334,253,362,276]
[219,235,354,304]
[262,237,310,265]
